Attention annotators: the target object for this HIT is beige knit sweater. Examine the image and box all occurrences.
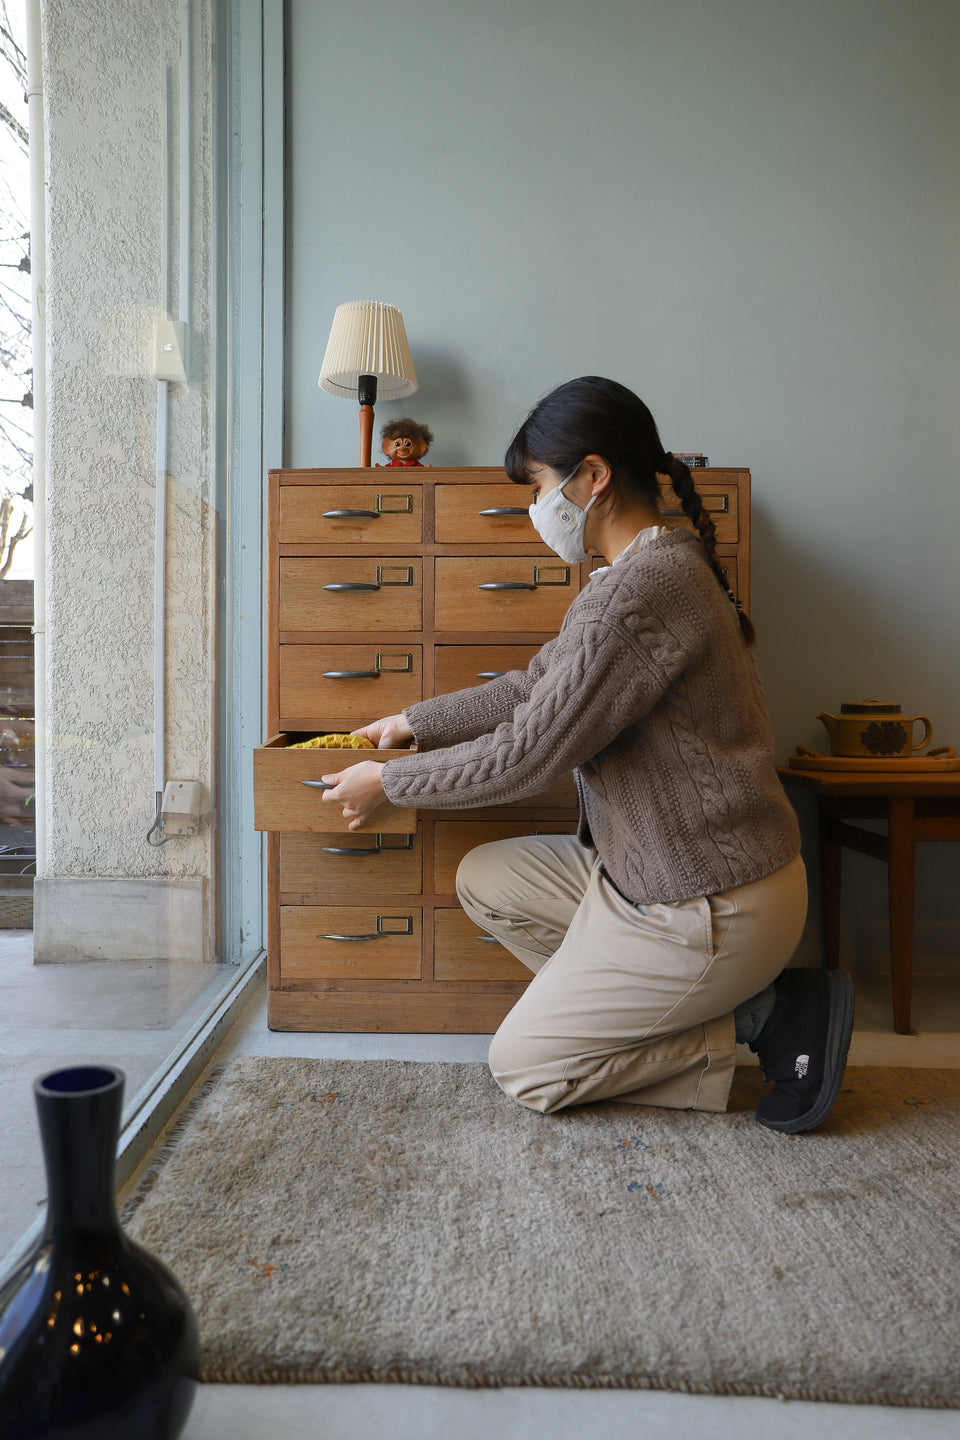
[381,528,800,905]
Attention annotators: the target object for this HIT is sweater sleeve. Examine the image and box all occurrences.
[381,602,694,811]
[401,631,566,749]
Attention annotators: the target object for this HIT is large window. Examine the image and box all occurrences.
[0,0,265,1267]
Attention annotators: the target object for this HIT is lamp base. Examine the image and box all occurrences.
[358,374,377,466]
[359,404,375,467]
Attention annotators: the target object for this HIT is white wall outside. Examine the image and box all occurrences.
[36,0,220,960]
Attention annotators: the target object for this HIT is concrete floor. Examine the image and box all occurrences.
[4,934,959,1437]
[182,1381,960,1440]
[0,931,240,1257]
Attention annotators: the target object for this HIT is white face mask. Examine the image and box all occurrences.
[528,462,596,564]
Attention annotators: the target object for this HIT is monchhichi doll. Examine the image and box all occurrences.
[377,418,433,467]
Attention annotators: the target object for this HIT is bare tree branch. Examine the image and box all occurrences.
[0,493,30,576]
[0,0,33,569]
[0,99,26,151]
[0,0,28,78]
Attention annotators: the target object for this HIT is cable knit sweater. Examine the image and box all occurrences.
[381,528,800,905]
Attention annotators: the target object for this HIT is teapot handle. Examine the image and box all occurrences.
[912,716,933,751]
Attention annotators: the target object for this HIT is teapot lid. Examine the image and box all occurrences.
[839,698,900,714]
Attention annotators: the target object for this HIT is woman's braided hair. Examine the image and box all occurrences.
[659,450,755,644]
[504,376,755,645]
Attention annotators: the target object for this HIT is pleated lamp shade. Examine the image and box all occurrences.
[318,302,418,400]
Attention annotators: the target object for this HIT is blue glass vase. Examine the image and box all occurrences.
[0,1066,199,1439]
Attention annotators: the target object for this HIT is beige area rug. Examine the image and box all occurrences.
[122,1058,960,1406]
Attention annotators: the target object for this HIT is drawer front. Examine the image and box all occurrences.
[434,820,577,894]
[434,557,579,632]
[280,829,423,896]
[656,483,738,544]
[434,907,530,982]
[280,906,422,980]
[279,558,422,632]
[434,644,541,695]
[279,646,422,725]
[280,485,422,544]
[716,548,741,602]
[254,739,417,833]
[435,484,537,542]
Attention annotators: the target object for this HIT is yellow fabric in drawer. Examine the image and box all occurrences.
[288,733,375,750]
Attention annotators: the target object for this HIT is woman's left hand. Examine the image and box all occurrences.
[319,761,387,830]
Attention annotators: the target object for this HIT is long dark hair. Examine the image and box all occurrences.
[504,376,754,644]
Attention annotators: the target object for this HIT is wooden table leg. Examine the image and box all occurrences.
[887,797,916,1035]
[819,799,842,971]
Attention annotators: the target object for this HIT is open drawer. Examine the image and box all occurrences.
[253,734,417,833]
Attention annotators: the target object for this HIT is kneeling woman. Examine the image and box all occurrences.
[321,376,854,1134]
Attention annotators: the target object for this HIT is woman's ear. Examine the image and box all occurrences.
[582,454,613,498]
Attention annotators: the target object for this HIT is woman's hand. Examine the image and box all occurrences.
[350,713,414,749]
[320,760,387,831]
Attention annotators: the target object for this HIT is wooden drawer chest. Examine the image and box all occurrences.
[256,465,750,1032]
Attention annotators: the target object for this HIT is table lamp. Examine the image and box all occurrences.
[318,301,418,466]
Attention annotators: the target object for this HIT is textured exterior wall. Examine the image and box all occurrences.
[39,0,217,952]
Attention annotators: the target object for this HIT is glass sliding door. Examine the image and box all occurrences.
[0,0,267,1266]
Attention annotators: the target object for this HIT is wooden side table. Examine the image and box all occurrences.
[777,767,960,1034]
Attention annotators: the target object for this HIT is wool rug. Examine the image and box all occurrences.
[122,1058,960,1406]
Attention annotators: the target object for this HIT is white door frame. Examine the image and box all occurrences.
[220,0,285,962]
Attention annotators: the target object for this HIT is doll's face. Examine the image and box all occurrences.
[382,433,425,462]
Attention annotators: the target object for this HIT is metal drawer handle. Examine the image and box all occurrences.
[661,494,729,518]
[477,670,507,679]
[321,494,412,518]
[477,934,502,944]
[318,914,414,941]
[321,833,414,856]
[478,581,537,591]
[301,779,333,790]
[321,651,413,679]
[478,564,570,591]
[323,565,415,593]
[478,506,528,516]
[322,508,380,519]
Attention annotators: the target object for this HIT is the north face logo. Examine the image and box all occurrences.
[795,1054,810,1079]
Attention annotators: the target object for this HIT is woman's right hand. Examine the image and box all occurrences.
[351,713,414,749]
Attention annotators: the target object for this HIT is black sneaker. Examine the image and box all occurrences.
[750,967,855,1134]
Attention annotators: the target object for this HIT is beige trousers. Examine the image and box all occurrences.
[457,836,807,1115]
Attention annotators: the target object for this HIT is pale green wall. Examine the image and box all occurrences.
[283,0,960,970]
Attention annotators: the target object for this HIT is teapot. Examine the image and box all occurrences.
[816,700,933,758]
